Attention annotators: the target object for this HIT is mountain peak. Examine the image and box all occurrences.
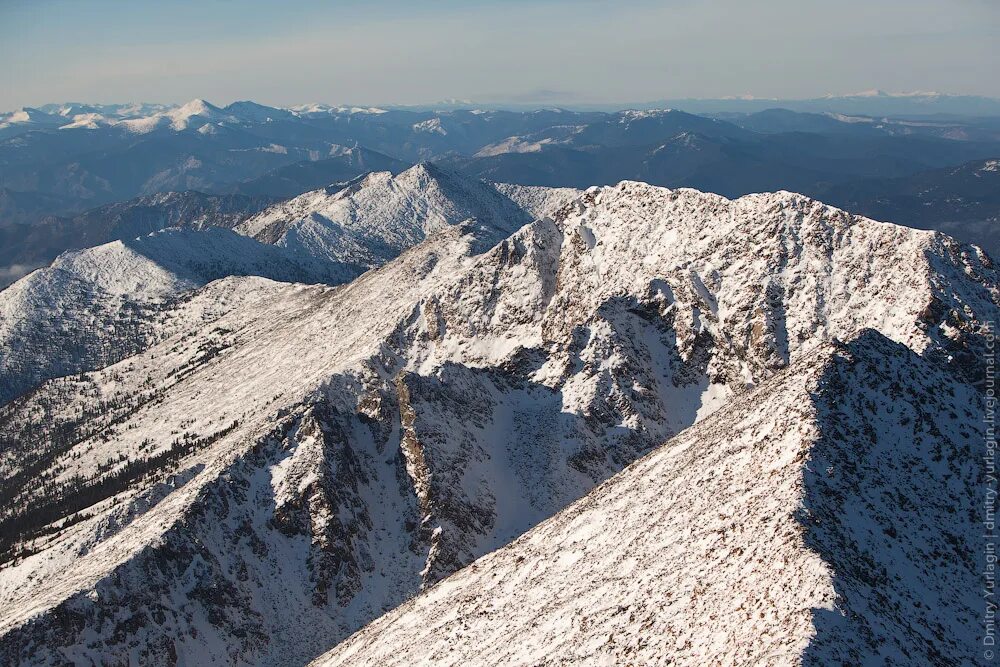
[160,99,229,129]
[236,163,567,266]
[397,161,462,185]
[176,98,219,115]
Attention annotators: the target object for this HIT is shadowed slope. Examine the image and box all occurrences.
[312,331,983,666]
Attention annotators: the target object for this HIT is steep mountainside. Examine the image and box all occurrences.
[0,166,574,405]
[0,183,994,665]
[237,163,579,269]
[314,331,985,666]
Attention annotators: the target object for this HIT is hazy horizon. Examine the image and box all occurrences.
[3,0,999,111]
[9,88,1000,111]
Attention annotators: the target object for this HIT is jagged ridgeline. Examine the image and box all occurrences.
[0,172,996,665]
[313,331,987,666]
[0,164,580,405]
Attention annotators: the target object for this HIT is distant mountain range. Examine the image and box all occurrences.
[408,91,1000,116]
[0,100,997,288]
[819,158,1000,256]
[636,91,1000,117]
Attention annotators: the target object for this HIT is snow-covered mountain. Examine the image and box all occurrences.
[0,182,993,664]
[0,190,279,288]
[0,227,351,405]
[0,101,244,137]
[237,162,580,269]
[0,166,574,404]
[116,99,238,134]
[313,330,985,666]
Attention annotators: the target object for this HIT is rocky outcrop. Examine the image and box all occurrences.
[313,331,986,666]
[0,183,995,664]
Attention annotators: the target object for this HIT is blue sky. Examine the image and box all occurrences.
[2,0,998,109]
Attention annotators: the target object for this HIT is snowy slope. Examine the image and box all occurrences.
[313,330,985,666]
[0,183,995,665]
[0,169,574,405]
[0,227,352,404]
[492,181,582,220]
[237,162,579,268]
[0,190,278,288]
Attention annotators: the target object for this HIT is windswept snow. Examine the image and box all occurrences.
[237,163,577,269]
[0,181,995,665]
[0,227,351,404]
[313,331,985,666]
[0,166,574,405]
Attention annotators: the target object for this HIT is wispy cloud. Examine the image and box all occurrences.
[0,264,42,287]
[483,89,584,104]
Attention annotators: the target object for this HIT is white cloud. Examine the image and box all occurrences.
[0,264,43,286]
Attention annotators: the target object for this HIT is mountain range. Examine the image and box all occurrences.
[0,165,576,405]
[1,100,996,290]
[0,165,994,664]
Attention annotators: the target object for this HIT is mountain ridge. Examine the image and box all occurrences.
[312,328,985,666]
[0,166,576,405]
[0,180,994,664]
[0,190,280,288]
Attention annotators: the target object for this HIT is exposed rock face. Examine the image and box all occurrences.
[312,331,986,666]
[0,182,995,665]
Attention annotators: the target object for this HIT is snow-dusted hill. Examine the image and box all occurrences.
[0,182,994,665]
[236,162,579,268]
[0,190,278,288]
[0,227,352,404]
[0,166,575,405]
[313,330,985,666]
